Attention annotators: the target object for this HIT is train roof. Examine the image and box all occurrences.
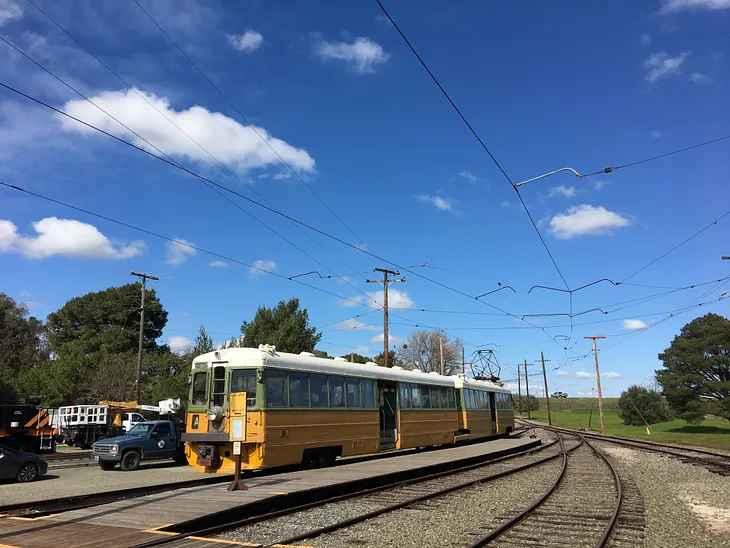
[193,346,511,393]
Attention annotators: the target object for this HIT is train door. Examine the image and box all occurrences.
[378,382,397,450]
[488,392,497,435]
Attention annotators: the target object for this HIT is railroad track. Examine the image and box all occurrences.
[127,433,562,548]
[518,418,730,477]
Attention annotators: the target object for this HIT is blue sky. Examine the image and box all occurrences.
[1,0,729,398]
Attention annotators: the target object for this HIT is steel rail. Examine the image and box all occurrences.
[582,435,624,547]
[129,437,558,548]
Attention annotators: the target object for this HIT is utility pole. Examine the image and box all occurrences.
[462,346,465,376]
[517,366,522,415]
[524,360,533,419]
[439,333,445,376]
[351,351,354,363]
[585,334,607,435]
[537,352,552,426]
[131,271,159,403]
[366,268,405,368]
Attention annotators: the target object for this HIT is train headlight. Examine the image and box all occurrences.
[206,406,224,422]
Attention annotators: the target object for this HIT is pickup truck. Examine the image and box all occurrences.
[91,420,187,471]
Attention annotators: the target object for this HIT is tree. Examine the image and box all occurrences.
[656,313,730,423]
[0,293,48,401]
[513,394,539,413]
[240,298,321,353]
[374,350,402,368]
[618,385,671,426]
[340,353,372,364]
[313,350,330,358]
[192,325,214,356]
[398,330,463,375]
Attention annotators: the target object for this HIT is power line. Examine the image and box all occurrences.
[130,0,367,248]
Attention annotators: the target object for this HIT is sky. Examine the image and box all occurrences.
[1,0,729,398]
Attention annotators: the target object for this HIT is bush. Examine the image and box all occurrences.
[618,385,671,426]
[513,394,539,413]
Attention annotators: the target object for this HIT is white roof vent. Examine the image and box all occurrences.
[299,352,315,357]
[333,357,347,362]
[392,366,403,370]
[258,344,276,356]
[429,371,440,375]
[365,361,379,367]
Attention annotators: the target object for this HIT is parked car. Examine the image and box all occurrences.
[92,420,187,471]
[551,391,568,398]
[0,444,48,482]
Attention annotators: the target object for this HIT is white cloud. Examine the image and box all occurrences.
[640,33,651,45]
[366,288,415,309]
[549,185,576,198]
[337,295,364,307]
[316,37,389,74]
[250,259,276,277]
[165,238,196,266]
[593,180,610,191]
[209,260,227,268]
[644,52,690,82]
[688,72,710,83]
[556,370,570,377]
[59,89,315,174]
[168,335,193,354]
[623,319,649,330]
[21,301,40,309]
[500,200,511,208]
[416,194,453,211]
[659,0,730,13]
[458,171,477,183]
[332,318,379,331]
[18,289,30,297]
[548,204,631,239]
[371,332,405,346]
[602,372,623,379]
[575,371,593,379]
[227,30,264,53]
[0,0,22,26]
[0,217,144,260]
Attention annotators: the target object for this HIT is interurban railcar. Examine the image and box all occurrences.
[182,345,513,473]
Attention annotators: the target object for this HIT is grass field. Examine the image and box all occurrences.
[522,405,730,450]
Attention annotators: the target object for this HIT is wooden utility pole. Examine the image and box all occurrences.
[439,333,445,375]
[462,346,465,376]
[524,360,533,419]
[585,334,607,435]
[131,271,159,403]
[366,268,404,367]
[537,352,552,426]
[517,366,522,415]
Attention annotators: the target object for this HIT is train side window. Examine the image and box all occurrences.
[310,374,328,407]
[411,384,422,408]
[329,376,345,407]
[447,388,455,409]
[212,365,226,406]
[507,394,513,410]
[497,394,504,410]
[192,372,208,405]
[231,369,257,407]
[431,387,441,408]
[361,379,375,408]
[290,372,310,407]
[464,389,471,409]
[399,383,411,408]
[480,391,488,409]
[266,370,289,407]
[421,385,431,408]
[346,378,361,407]
[440,387,449,409]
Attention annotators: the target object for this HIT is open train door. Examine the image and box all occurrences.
[488,392,497,435]
[378,382,397,450]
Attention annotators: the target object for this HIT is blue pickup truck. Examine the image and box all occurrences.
[91,420,187,471]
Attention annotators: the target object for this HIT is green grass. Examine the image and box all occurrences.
[524,407,730,450]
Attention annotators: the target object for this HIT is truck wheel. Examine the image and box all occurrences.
[98,461,116,471]
[173,455,188,466]
[120,450,141,471]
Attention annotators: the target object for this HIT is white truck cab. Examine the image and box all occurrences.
[122,412,146,432]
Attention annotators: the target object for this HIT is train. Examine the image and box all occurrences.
[0,397,58,453]
[182,345,514,474]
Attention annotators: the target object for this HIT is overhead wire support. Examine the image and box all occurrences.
[288,271,333,280]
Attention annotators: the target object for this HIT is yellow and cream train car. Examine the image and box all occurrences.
[182,345,513,474]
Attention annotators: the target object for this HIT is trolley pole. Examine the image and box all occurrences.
[524,360,533,419]
[537,352,552,426]
[517,366,522,415]
[367,268,404,368]
[585,334,607,435]
[131,271,159,403]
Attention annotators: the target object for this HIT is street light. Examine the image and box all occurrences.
[513,167,582,188]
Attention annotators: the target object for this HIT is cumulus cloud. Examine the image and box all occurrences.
[21,301,40,309]
[227,30,264,53]
[688,72,710,83]
[549,185,576,198]
[593,180,610,191]
[458,171,477,183]
[416,194,453,211]
[644,52,690,82]
[168,335,193,354]
[0,0,22,26]
[209,260,227,268]
[556,370,570,377]
[250,259,276,277]
[659,0,730,13]
[59,89,315,174]
[316,37,389,74]
[623,319,649,330]
[366,288,415,309]
[337,295,364,307]
[332,318,379,331]
[371,332,405,346]
[165,238,196,266]
[0,218,144,260]
[575,371,593,378]
[548,204,631,239]
[602,372,623,379]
